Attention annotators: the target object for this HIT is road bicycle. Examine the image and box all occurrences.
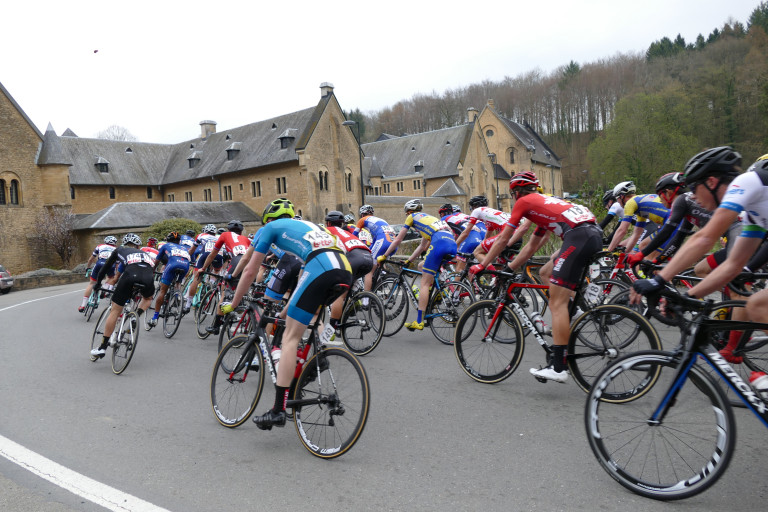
[585,286,768,500]
[90,289,140,375]
[373,258,474,344]
[209,289,370,459]
[453,266,660,396]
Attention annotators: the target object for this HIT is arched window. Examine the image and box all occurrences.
[70,186,76,200]
[0,179,5,205]
[109,186,115,199]
[323,172,329,191]
[9,180,20,205]
[319,170,324,191]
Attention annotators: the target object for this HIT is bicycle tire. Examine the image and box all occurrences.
[428,280,474,345]
[373,277,408,337]
[112,312,139,375]
[144,287,160,331]
[341,291,385,356]
[453,300,525,383]
[292,347,370,458]
[218,308,257,354]
[196,288,219,339]
[90,306,110,361]
[210,333,265,427]
[585,350,735,500]
[568,304,661,399]
[162,291,183,339]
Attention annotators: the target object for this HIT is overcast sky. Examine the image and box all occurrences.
[1,0,760,143]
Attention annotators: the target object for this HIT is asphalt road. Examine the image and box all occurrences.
[1,283,766,511]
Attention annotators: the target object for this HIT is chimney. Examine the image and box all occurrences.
[200,120,217,140]
[320,82,335,98]
[467,108,479,123]
[487,99,495,110]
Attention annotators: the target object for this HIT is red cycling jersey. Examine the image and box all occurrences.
[214,231,251,257]
[506,193,596,239]
[325,226,371,253]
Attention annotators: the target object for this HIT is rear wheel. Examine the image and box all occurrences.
[340,291,385,356]
[196,288,219,339]
[428,281,474,345]
[90,306,110,361]
[163,292,183,339]
[112,312,139,375]
[218,308,257,354]
[373,277,408,337]
[210,333,264,427]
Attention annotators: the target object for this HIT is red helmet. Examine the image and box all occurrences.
[509,171,540,192]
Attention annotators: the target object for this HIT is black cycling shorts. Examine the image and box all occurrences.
[111,265,155,306]
[345,249,374,280]
[550,224,603,291]
[266,253,302,300]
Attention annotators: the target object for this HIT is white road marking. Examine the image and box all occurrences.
[0,434,171,511]
[0,289,81,313]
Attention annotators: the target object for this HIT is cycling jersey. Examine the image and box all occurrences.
[214,232,251,257]
[621,194,669,228]
[403,212,457,276]
[720,171,768,238]
[96,246,156,305]
[404,212,452,239]
[179,234,195,250]
[466,207,510,233]
[140,246,159,264]
[92,244,116,261]
[357,215,394,258]
[325,226,373,279]
[156,242,192,286]
[506,193,596,239]
[599,202,624,230]
[456,220,486,257]
[642,193,712,259]
[441,212,470,238]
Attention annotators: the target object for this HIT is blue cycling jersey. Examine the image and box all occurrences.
[254,219,338,261]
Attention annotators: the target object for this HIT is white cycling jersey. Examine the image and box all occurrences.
[466,207,510,232]
[608,202,624,218]
[720,171,768,238]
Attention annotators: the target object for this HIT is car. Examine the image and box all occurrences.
[0,264,13,294]
[390,224,422,241]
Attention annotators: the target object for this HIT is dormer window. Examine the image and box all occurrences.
[271,123,277,130]
[125,147,133,153]
[226,142,241,161]
[95,156,109,173]
[278,129,297,150]
[190,143,195,149]
[188,151,202,169]
[226,134,231,140]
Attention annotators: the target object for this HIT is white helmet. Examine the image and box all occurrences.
[404,199,423,213]
[612,181,636,196]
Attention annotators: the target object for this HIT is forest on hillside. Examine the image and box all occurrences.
[346,2,768,195]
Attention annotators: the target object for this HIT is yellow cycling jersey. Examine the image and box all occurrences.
[621,194,669,227]
[404,212,450,240]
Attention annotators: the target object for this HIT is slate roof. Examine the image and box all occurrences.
[361,125,472,180]
[497,117,561,167]
[74,201,260,230]
[431,178,466,197]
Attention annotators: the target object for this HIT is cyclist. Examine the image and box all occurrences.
[184,224,221,313]
[439,203,469,238]
[221,200,353,430]
[377,199,458,331]
[441,203,486,273]
[455,195,527,270]
[147,231,192,327]
[79,236,118,312]
[89,233,155,359]
[180,229,196,250]
[355,204,396,291]
[343,213,357,234]
[633,149,768,356]
[606,181,670,254]
[141,237,160,263]
[324,210,374,332]
[471,171,602,383]
[201,220,251,334]
[598,190,623,243]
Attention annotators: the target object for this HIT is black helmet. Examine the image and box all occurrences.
[185,229,195,237]
[468,195,488,209]
[438,203,453,217]
[655,172,684,193]
[227,220,244,234]
[683,146,741,186]
[325,210,345,226]
[217,227,226,235]
[166,231,181,243]
[601,190,615,206]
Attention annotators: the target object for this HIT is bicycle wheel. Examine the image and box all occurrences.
[144,286,160,331]
[292,347,370,458]
[218,308,257,354]
[210,333,265,427]
[579,279,629,310]
[112,312,139,375]
[341,291,385,356]
[373,277,408,337]
[453,300,525,383]
[90,306,110,361]
[162,292,183,339]
[586,350,735,500]
[428,280,474,345]
[196,288,219,339]
[568,305,661,398]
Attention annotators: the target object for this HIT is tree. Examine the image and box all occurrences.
[143,218,203,245]
[748,1,768,34]
[95,125,138,141]
[35,207,78,267]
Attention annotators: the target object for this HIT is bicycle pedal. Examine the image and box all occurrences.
[534,377,548,384]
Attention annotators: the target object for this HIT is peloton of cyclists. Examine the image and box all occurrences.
[79,236,119,312]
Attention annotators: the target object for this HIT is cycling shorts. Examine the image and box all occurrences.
[112,266,155,306]
[345,248,374,280]
[160,259,190,286]
[458,230,483,257]
[706,248,727,270]
[91,259,116,281]
[194,251,223,270]
[265,253,302,301]
[550,223,602,291]
[287,250,353,325]
[480,234,500,253]
[422,232,457,277]
[370,237,392,260]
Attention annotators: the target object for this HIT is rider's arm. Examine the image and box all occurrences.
[407,237,430,263]
[380,226,409,259]
[478,224,514,269]
[507,218,531,246]
[95,249,119,286]
[508,231,548,271]
[606,220,631,252]
[687,235,762,298]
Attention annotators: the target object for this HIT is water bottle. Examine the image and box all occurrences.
[411,283,420,299]
[271,347,281,374]
[749,371,768,400]
[530,312,551,334]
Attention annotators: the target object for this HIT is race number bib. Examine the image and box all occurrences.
[303,231,334,250]
[344,238,367,250]
[170,248,191,260]
[231,244,247,256]
[562,205,593,225]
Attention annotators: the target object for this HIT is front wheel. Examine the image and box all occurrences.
[585,350,735,500]
[292,347,370,458]
[196,288,219,339]
[341,291,385,356]
[210,333,264,427]
[163,292,183,339]
[112,312,139,375]
[453,300,525,383]
[428,280,474,345]
[90,306,110,361]
[372,277,408,337]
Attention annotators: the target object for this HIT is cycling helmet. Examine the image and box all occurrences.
[612,181,636,197]
[747,157,768,174]
[468,195,488,209]
[683,146,741,185]
[217,227,226,235]
[509,171,540,193]
[104,236,117,245]
[655,172,684,193]
[452,205,462,213]
[146,237,158,248]
[261,198,295,224]
[601,190,615,206]
[438,203,454,217]
[325,210,345,226]
[123,233,142,246]
[166,231,180,243]
[226,219,244,233]
[359,204,374,216]
[404,199,423,213]
[185,229,195,237]
[344,214,355,224]
[293,215,302,220]
[203,224,217,235]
